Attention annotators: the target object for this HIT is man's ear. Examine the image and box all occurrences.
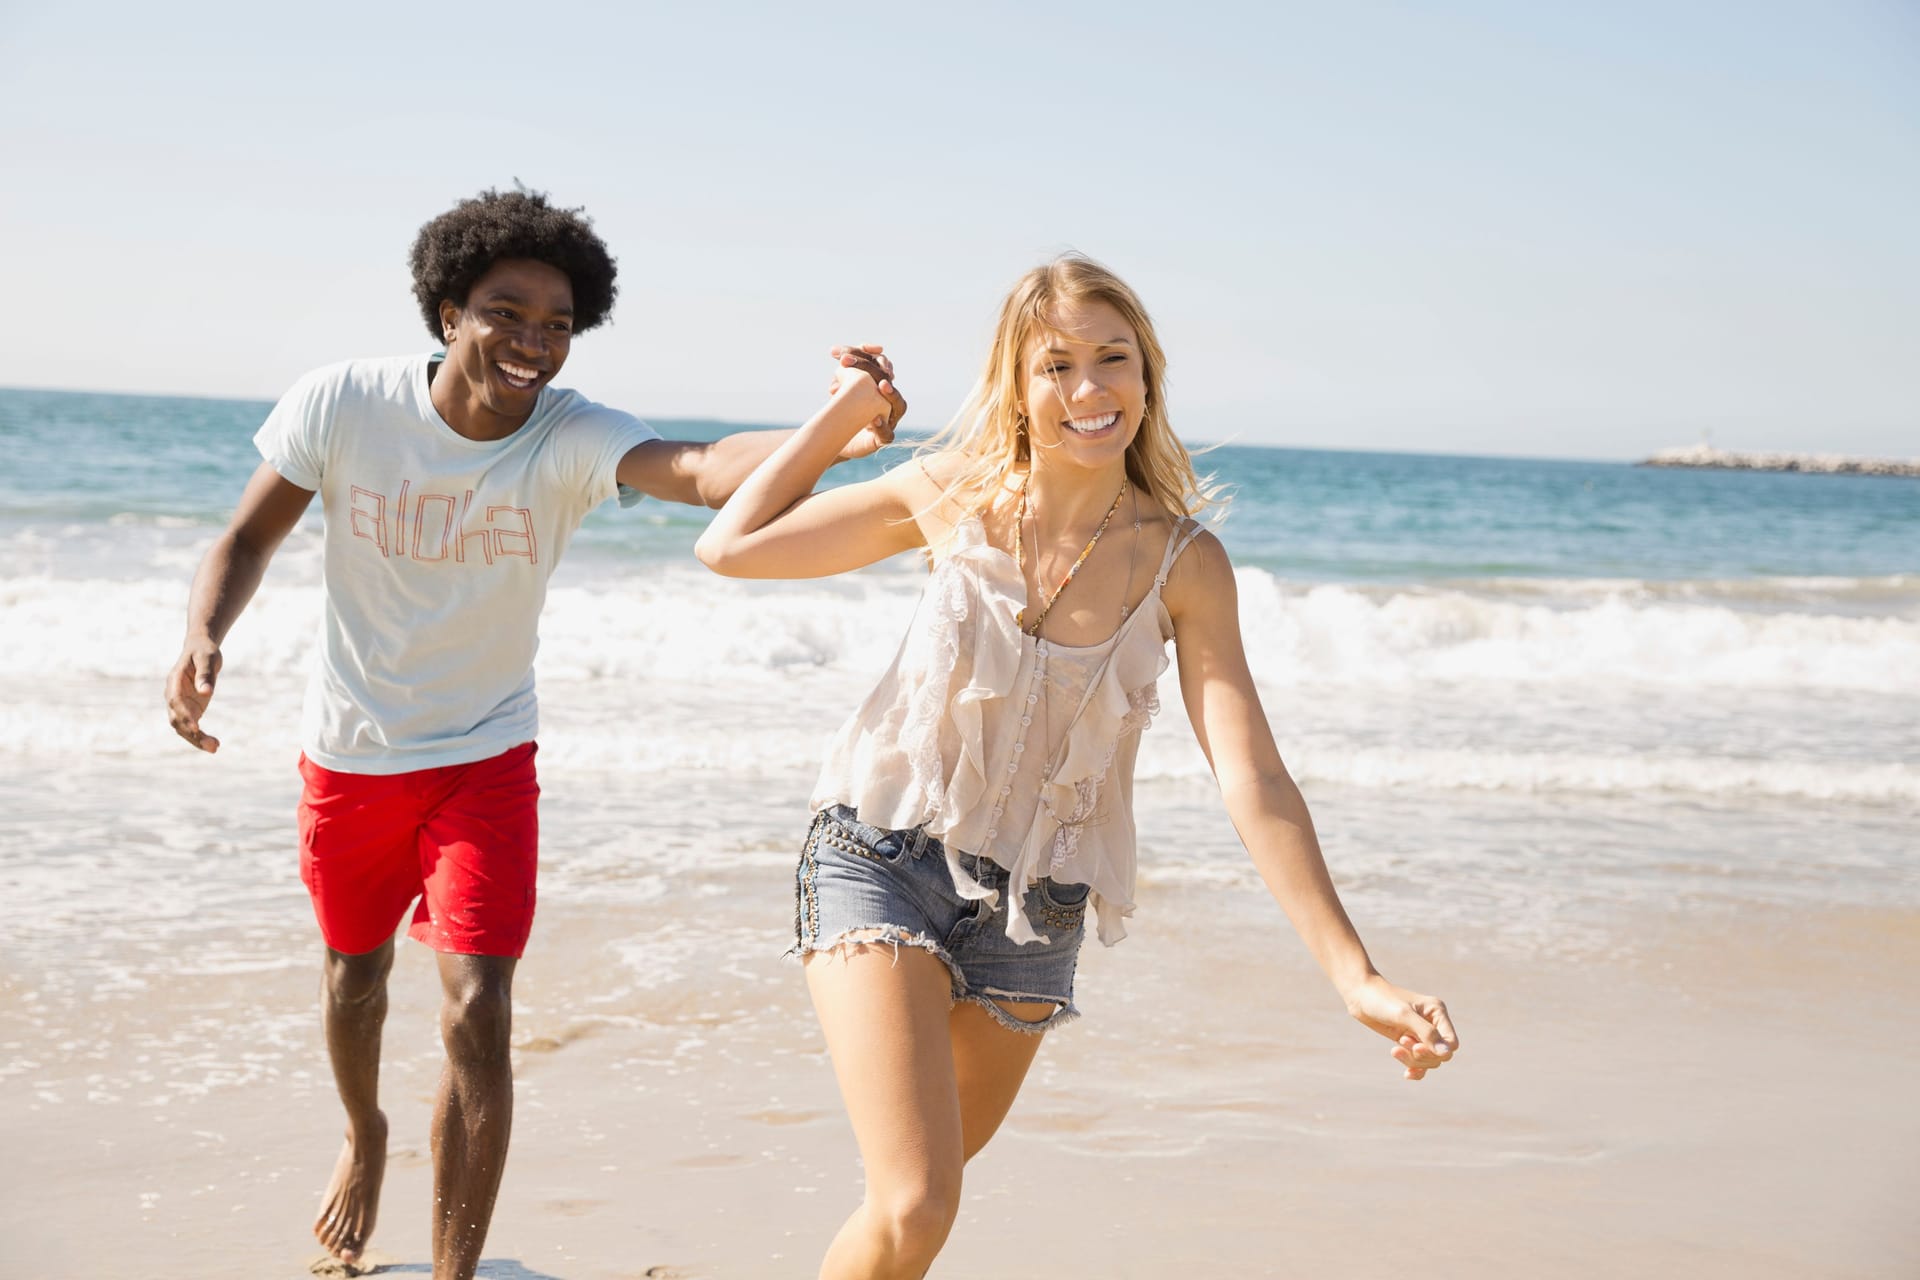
[438,299,460,345]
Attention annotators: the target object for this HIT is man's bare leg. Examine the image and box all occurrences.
[315,940,395,1266]
[430,951,516,1280]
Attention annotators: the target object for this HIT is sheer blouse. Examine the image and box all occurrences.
[811,513,1205,945]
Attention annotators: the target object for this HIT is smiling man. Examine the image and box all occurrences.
[161,188,899,1279]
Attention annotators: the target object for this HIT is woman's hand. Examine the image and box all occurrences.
[1342,974,1458,1081]
[828,344,906,460]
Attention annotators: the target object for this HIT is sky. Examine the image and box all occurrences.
[1,1,1915,461]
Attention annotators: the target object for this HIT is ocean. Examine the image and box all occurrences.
[2,384,1915,956]
[3,383,1917,1274]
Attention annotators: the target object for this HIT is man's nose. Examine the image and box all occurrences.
[510,324,549,358]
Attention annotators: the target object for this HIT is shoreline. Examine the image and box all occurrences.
[1639,444,1920,478]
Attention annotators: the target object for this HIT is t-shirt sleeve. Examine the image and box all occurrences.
[583,409,662,510]
[252,367,337,491]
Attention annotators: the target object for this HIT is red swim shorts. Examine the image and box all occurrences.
[297,742,540,958]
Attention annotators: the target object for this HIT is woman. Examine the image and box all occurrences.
[696,255,1457,1279]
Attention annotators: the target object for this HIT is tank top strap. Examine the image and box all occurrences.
[1152,517,1206,587]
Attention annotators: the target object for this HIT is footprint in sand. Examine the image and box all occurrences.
[672,1153,749,1169]
[1012,1111,1103,1134]
[308,1250,391,1277]
[544,1197,608,1217]
[744,1108,826,1127]
[518,1023,599,1053]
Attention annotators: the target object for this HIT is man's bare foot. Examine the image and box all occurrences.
[314,1111,388,1265]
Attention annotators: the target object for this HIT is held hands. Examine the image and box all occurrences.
[1343,974,1458,1081]
[826,344,907,461]
[165,640,223,753]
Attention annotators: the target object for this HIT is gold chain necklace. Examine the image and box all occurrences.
[1014,476,1128,636]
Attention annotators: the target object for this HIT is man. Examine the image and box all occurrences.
[162,188,900,1279]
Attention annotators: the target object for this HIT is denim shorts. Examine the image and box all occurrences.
[794,805,1089,1034]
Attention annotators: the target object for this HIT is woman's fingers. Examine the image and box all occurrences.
[1347,974,1461,1083]
[1390,1035,1431,1081]
[1390,1024,1452,1073]
[1382,989,1455,1059]
[876,378,907,432]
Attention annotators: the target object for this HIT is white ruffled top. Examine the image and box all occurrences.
[811,513,1205,946]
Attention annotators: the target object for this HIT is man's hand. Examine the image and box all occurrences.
[166,639,224,753]
[828,343,907,460]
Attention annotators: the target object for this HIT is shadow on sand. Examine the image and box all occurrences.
[316,1261,573,1279]
[313,1253,698,1278]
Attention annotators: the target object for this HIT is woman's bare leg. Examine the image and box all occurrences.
[949,999,1050,1160]
[807,944,965,1280]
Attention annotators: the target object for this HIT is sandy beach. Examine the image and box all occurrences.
[4,395,1916,1277]
[4,748,1916,1279]
[6,0,1918,1266]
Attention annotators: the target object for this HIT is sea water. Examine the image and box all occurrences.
[0,384,1915,1034]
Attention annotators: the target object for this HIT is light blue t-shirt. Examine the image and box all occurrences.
[255,353,658,773]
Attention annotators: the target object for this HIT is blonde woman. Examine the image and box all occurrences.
[697,255,1457,1278]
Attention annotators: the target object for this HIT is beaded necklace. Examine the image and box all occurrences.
[1014,476,1128,636]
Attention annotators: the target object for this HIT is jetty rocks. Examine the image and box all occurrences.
[1640,444,1920,478]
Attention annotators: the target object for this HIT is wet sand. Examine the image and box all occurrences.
[3,869,1915,1278]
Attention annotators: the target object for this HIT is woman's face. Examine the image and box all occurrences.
[1020,298,1147,474]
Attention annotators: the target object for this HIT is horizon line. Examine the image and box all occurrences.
[4,380,1877,470]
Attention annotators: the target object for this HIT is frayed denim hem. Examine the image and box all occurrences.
[957,989,1080,1036]
[792,924,967,1002]
[792,928,1079,1035]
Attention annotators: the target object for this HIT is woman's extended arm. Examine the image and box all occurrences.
[695,365,929,579]
[1165,530,1458,1080]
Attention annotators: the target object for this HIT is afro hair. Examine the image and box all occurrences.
[408,188,618,341]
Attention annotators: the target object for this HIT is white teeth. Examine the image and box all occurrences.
[498,361,538,381]
[1065,412,1119,433]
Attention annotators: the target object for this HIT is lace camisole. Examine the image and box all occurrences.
[811,513,1206,946]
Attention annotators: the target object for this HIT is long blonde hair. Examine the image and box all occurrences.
[917,253,1225,521]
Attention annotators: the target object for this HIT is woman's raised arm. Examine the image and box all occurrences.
[695,364,926,579]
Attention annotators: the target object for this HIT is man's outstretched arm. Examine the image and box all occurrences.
[615,347,906,508]
[165,462,314,752]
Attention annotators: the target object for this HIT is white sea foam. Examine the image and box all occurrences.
[1229,572,1920,692]
[1194,745,1920,804]
[6,564,1914,694]
[5,562,1914,810]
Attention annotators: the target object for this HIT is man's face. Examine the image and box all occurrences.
[437,258,575,420]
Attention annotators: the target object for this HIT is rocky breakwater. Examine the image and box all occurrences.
[1640,444,1920,478]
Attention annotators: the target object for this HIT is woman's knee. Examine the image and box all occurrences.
[870,1170,963,1261]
